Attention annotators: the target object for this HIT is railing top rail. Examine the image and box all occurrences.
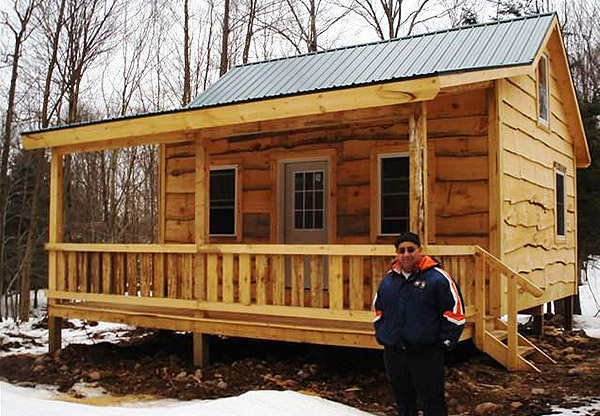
[45,243,478,257]
[474,246,544,297]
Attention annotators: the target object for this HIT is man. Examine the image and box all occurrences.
[373,232,465,416]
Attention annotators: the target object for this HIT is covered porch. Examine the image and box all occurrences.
[27,79,548,371]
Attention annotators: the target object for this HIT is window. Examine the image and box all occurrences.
[294,170,324,230]
[379,155,410,235]
[538,54,549,125]
[210,167,236,236]
[555,169,565,238]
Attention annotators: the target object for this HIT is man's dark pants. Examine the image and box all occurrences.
[383,343,447,416]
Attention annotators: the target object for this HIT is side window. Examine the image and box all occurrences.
[210,167,236,236]
[555,168,565,238]
[379,155,410,235]
[538,54,549,125]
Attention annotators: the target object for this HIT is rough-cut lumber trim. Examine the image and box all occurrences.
[23,78,440,150]
[47,242,477,256]
[195,137,209,245]
[409,102,428,240]
[158,144,166,244]
[46,243,197,253]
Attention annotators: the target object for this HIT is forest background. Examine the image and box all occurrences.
[0,0,598,321]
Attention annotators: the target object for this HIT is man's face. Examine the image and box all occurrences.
[396,241,422,273]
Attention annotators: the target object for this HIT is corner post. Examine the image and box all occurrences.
[474,251,486,349]
[194,135,210,367]
[409,102,428,242]
[48,149,64,354]
[507,274,518,370]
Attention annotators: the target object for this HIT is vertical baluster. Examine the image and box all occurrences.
[272,254,285,306]
[291,255,304,307]
[67,252,77,292]
[194,253,206,301]
[349,256,363,310]
[127,253,138,296]
[153,253,165,297]
[57,252,66,292]
[310,255,323,308]
[207,254,219,301]
[328,255,343,310]
[181,254,194,300]
[222,253,234,302]
[79,252,89,293]
[167,253,179,299]
[102,252,112,294]
[90,252,100,293]
[255,255,268,305]
[239,254,251,305]
[141,254,153,297]
[115,253,125,295]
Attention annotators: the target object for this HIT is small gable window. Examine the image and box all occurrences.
[210,166,237,236]
[538,54,550,125]
[555,166,565,238]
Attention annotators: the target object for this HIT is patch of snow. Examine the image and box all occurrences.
[0,382,373,416]
[546,398,600,416]
[0,316,134,357]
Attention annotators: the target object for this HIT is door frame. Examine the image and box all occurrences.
[270,149,337,244]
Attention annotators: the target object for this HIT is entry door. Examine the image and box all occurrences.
[284,161,328,244]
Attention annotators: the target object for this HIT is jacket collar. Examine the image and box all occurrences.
[390,255,439,276]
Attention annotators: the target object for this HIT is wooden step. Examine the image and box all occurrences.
[518,345,535,358]
[490,329,507,341]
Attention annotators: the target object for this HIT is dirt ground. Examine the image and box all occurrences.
[0,318,599,416]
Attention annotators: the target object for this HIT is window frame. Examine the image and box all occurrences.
[554,164,566,241]
[537,53,550,128]
[377,152,410,237]
[209,164,239,238]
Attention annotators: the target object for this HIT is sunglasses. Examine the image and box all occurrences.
[397,246,417,254]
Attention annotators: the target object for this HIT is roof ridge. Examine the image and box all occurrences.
[229,12,556,70]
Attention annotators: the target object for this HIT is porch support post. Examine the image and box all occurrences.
[409,102,428,242]
[194,135,210,367]
[48,149,64,354]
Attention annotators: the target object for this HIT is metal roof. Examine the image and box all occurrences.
[189,13,555,109]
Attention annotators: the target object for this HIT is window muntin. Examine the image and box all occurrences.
[379,155,410,235]
[538,54,550,124]
[555,170,565,238]
[210,167,236,236]
[293,170,324,230]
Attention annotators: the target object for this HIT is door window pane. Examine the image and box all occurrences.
[294,171,325,230]
[210,168,236,235]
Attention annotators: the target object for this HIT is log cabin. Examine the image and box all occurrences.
[22,13,590,372]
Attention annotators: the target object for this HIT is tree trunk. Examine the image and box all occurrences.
[0,0,35,321]
[242,0,257,64]
[183,0,191,105]
[220,0,230,76]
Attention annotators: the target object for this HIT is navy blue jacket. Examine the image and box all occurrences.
[373,256,465,349]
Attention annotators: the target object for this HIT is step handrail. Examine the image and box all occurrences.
[475,247,543,297]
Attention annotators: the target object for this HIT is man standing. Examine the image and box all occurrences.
[373,232,465,416]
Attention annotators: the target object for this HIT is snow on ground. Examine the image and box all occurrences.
[1,264,600,415]
[0,382,372,416]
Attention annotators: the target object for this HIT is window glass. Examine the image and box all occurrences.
[556,171,565,237]
[380,156,409,235]
[210,168,236,235]
[538,55,549,123]
[294,171,324,230]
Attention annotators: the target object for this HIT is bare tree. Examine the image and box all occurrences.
[183,0,191,104]
[220,0,231,75]
[0,0,37,321]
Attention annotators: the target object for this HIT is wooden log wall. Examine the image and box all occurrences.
[499,52,577,304]
[162,89,490,250]
[429,89,490,248]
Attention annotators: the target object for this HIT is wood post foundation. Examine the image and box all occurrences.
[193,333,210,367]
[48,317,62,354]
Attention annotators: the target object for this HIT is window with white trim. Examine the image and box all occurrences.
[555,169,565,238]
[379,154,410,235]
[538,54,550,125]
[210,166,237,236]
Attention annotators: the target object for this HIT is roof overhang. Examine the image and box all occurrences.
[22,77,440,153]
